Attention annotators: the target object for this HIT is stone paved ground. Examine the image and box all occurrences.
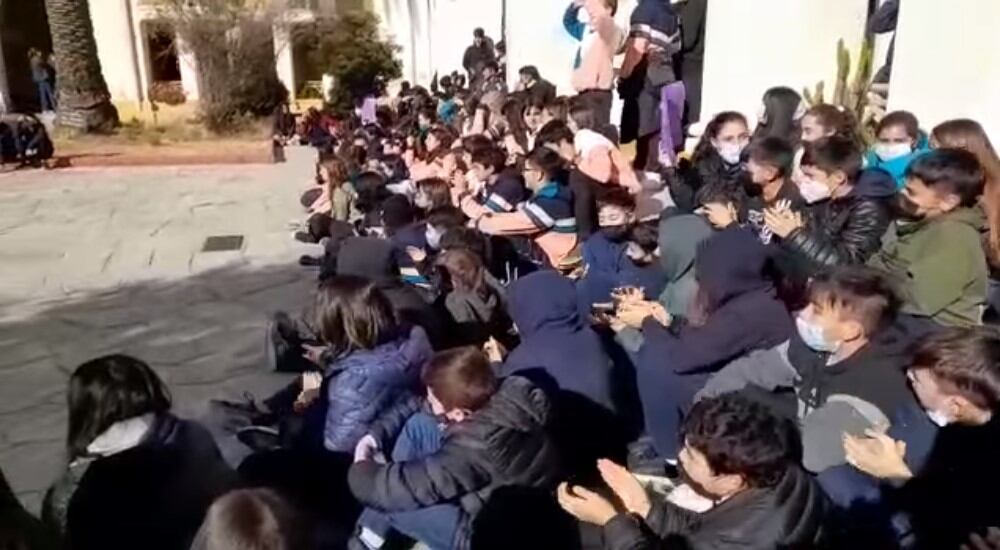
[0,147,323,511]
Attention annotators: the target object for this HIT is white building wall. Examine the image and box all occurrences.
[700,0,869,126]
[90,0,144,103]
[888,0,1000,143]
[429,0,502,78]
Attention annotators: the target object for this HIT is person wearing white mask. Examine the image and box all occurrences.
[695,267,913,474]
[841,327,1000,550]
[764,136,894,284]
[864,110,932,190]
[674,111,749,211]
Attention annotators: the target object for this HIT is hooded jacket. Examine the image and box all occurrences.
[348,377,560,549]
[602,466,827,550]
[577,231,668,317]
[657,214,713,316]
[780,168,894,275]
[337,237,448,348]
[640,227,792,375]
[319,325,432,453]
[51,414,236,550]
[868,206,988,327]
[504,271,619,415]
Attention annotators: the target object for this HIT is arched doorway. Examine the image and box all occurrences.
[0,1,53,112]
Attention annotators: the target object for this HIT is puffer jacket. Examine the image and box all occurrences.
[348,376,560,549]
[780,169,894,275]
[602,465,826,550]
[322,325,432,453]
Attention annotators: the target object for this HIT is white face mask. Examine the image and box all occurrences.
[873,142,913,162]
[798,178,832,204]
[715,142,744,165]
[926,409,952,427]
[795,315,841,354]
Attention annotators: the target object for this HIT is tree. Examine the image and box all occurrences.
[44,0,120,132]
[302,11,401,115]
[153,0,288,133]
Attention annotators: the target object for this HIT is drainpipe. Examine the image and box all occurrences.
[123,0,145,109]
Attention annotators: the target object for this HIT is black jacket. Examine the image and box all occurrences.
[779,169,893,276]
[60,415,237,550]
[602,466,826,550]
[526,79,557,105]
[348,377,560,549]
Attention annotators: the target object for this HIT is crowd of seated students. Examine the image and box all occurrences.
[7,6,1000,550]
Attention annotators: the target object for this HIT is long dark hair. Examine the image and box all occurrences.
[502,97,530,153]
[692,111,748,164]
[66,355,172,460]
[753,87,802,145]
[313,276,398,359]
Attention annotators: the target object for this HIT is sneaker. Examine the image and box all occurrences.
[294,231,316,244]
[236,425,281,452]
[299,254,322,267]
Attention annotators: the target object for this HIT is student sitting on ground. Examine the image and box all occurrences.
[472,147,579,268]
[673,111,751,211]
[699,136,804,245]
[696,266,915,473]
[347,347,560,550]
[868,149,988,327]
[458,146,526,218]
[433,247,516,349]
[557,392,827,550]
[765,136,893,285]
[864,110,931,190]
[836,327,1000,549]
[614,226,792,468]
[190,489,309,550]
[43,355,236,550]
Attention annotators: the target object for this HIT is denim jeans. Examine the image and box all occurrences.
[37,81,56,112]
[358,413,462,550]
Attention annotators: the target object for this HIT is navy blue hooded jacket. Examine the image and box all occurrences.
[502,271,618,415]
[577,231,667,318]
[640,226,792,375]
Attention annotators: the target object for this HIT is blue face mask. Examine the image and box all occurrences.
[795,315,840,353]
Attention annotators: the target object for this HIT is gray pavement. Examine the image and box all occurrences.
[0,147,323,511]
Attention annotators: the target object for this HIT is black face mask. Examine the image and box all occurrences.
[601,225,632,243]
[893,194,926,223]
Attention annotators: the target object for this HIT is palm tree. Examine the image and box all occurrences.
[44,0,119,132]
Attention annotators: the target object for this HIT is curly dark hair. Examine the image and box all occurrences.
[683,392,796,488]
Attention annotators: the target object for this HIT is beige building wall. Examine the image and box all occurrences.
[888,0,1000,143]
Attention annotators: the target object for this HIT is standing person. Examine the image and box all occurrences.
[42,355,237,550]
[868,149,988,328]
[674,0,707,125]
[29,49,56,112]
[563,0,623,129]
[463,28,496,89]
[618,0,681,170]
[516,66,557,105]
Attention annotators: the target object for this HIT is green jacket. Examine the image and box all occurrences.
[868,207,987,327]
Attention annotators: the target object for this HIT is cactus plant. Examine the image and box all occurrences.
[802,38,877,144]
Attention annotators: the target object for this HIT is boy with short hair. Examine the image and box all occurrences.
[697,266,913,473]
[765,136,894,277]
[348,347,559,550]
[868,148,988,327]
[459,146,526,219]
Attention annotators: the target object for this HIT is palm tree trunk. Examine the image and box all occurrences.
[44,0,119,132]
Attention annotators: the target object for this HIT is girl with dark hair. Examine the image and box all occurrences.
[753,86,805,144]
[673,111,750,210]
[434,248,516,349]
[501,97,531,159]
[865,110,932,189]
[801,104,860,146]
[42,355,236,550]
